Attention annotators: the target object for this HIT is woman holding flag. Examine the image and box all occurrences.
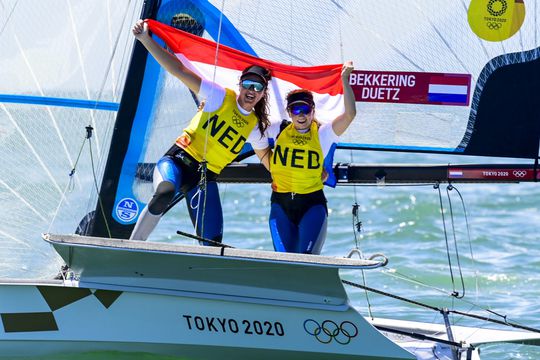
[267,62,356,254]
[129,20,272,244]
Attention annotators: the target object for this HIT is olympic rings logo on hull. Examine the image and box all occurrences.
[303,319,359,345]
[513,170,527,178]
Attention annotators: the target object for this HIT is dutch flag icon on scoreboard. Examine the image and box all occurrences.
[428,75,470,105]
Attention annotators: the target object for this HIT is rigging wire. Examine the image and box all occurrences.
[347,150,374,319]
[445,184,466,299]
[47,128,91,233]
[342,279,540,334]
[49,2,135,238]
[451,186,479,298]
[47,126,112,238]
[67,130,91,192]
[379,264,521,334]
[435,183,459,298]
[87,126,112,238]
[362,182,478,329]
[192,0,227,243]
[0,0,18,37]
[93,0,134,111]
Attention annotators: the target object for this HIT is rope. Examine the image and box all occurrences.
[94,0,134,107]
[380,267,506,325]
[436,183,458,297]
[342,279,540,334]
[381,268,460,298]
[88,127,112,238]
[47,126,93,234]
[50,3,133,237]
[446,185,466,299]
[452,185,479,297]
[192,0,226,241]
[0,0,18,37]
[66,129,90,192]
[347,150,374,318]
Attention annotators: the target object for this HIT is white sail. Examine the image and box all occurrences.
[3,0,539,276]
[0,0,142,277]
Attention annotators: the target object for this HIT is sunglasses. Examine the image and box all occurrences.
[289,103,313,115]
[240,79,266,92]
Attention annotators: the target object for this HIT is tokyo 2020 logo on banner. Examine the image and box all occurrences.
[468,0,525,42]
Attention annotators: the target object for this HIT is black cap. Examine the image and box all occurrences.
[286,90,314,108]
[241,65,271,84]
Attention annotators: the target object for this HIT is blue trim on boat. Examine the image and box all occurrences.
[0,94,119,111]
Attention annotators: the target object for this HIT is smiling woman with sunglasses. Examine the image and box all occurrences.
[129,20,272,244]
[265,61,356,255]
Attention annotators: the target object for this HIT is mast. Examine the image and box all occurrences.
[89,0,159,239]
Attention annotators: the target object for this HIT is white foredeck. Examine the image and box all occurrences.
[44,233,383,269]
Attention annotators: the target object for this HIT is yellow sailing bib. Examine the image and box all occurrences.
[271,122,324,194]
[176,89,259,174]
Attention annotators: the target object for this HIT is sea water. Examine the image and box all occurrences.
[9,150,540,359]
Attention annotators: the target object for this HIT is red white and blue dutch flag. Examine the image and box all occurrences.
[427,76,470,105]
[146,19,346,125]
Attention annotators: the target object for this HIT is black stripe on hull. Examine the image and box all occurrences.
[37,286,92,311]
[94,289,123,309]
[1,312,58,333]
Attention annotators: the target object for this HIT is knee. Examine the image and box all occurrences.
[148,181,176,215]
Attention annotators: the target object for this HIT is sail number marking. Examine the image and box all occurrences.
[182,315,285,336]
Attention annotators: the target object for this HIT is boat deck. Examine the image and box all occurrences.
[44,233,383,269]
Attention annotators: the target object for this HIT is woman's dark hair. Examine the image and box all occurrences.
[253,89,270,137]
[241,65,272,137]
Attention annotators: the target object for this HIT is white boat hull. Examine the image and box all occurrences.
[2,235,535,359]
[0,280,413,359]
[0,234,414,359]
